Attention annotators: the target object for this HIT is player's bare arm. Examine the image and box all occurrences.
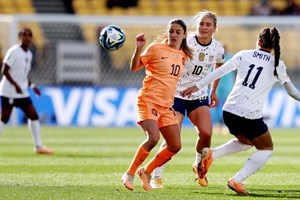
[209,63,223,107]
[130,33,146,72]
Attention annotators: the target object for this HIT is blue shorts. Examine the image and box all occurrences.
[173,97,209,116]
[223,111,268,139]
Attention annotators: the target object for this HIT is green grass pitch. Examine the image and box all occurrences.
[0,126,299,200]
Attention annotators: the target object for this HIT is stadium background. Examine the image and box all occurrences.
[0,0,300,127]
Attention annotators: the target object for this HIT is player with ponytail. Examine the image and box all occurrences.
[181,27,300,195]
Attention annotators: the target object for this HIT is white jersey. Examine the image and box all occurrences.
[175,35,224,100]
[196,49,291,119]
[0,44,33,98]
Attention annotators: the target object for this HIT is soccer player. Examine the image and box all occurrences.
[121,19,193,191]
[151,10,224,188]
[182,27,300,195]
[0,28,54,155]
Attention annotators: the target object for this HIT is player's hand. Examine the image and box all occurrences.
[135,33,146,49]
[15,85,22,94]
[32,86,41,96]
[181,86,199,98]
[209,92,219,108]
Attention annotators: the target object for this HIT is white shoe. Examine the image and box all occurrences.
[122,173,134,191]
[150,177,164,188]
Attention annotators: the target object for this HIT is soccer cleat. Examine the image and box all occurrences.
[137,168,152,191]
[198,175,208,187]
[150,177,164,189]
[192,165,208,187]
[122,173,134,191]
[192,165,199,181]
[227,178,249,195]
[199,148,213,179]
[35,147,54,155]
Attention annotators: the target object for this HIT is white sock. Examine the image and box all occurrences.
[232,150,273,182]
[152,141,167,178]
[193,152,202,167]
[28,119,42,149]
[152,163,167,178]
[213,139,253,160]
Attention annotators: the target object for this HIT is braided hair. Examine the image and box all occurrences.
[258,27,280,76]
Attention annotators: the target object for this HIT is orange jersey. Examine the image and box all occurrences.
[138,43,187,107]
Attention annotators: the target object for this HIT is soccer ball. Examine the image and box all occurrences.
[99,25,126,51]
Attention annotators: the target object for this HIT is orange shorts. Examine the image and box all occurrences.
[136,96,179,128]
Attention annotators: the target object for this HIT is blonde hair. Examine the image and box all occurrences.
[191,10,218,30]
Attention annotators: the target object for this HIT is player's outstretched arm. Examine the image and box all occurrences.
[283,81,300,101]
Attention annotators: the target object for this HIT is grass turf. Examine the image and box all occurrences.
[0,126,299,200]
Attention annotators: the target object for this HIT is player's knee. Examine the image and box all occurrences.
[147,135,160,148]
[168,143,181,153]
[198,131,212,141]
[174,144,182,153]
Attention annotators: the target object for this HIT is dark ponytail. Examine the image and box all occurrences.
[258,27,281,77]
[271,27,280,77]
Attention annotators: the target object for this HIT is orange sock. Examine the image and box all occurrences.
[127,144,150,175]
[144,147,175,174]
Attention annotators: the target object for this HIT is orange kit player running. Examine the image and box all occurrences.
[122,19,193,192]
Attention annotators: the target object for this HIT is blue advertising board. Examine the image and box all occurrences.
[14,86,300,127]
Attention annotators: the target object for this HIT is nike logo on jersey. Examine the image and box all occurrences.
[161,56,168,59]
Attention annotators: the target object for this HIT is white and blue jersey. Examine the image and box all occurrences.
[0,44,32,98]
[176,34,224,100]
[196,49,291,119]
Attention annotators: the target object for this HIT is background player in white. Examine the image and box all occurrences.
[151,10,224,188]
[0,28,54,155]
[182,27,300,195]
